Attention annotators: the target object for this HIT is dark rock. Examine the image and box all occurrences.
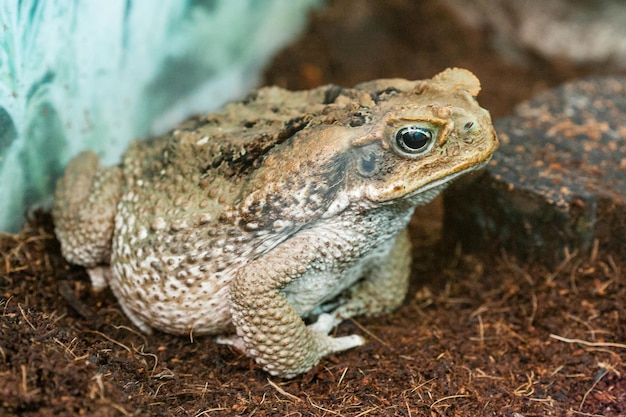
[444,76,626,264]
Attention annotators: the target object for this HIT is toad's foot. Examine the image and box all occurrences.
[216,314,365,359]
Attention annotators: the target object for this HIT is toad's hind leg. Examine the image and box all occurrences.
[53,151,122,288]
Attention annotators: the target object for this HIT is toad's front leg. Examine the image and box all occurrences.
[225,236,364,379]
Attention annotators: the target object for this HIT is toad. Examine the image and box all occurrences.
[53,68,498,378]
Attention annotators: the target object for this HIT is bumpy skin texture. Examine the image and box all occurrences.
[53,68,498,378]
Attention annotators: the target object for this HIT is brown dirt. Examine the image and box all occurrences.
[2,0,626,415]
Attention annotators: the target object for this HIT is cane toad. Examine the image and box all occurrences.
[53,68,498,378]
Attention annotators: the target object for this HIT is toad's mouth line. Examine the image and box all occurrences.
[405,156,492,198]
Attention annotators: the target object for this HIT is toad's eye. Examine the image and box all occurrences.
[394,126,434,155]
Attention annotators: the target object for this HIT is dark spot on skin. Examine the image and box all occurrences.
[240,91,259,105]
[349,112,369,127]
[210,153,228,169]
[150,261,163,272]
[323,85,344,104]
[371,87,401,103]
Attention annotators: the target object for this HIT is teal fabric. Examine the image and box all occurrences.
[0,0,320,231]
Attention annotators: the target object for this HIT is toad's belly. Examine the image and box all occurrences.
[107,261,367,335]
[109,261,237,335]
[282,260,370,318]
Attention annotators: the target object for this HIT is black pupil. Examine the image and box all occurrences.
[397,127,431,152]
